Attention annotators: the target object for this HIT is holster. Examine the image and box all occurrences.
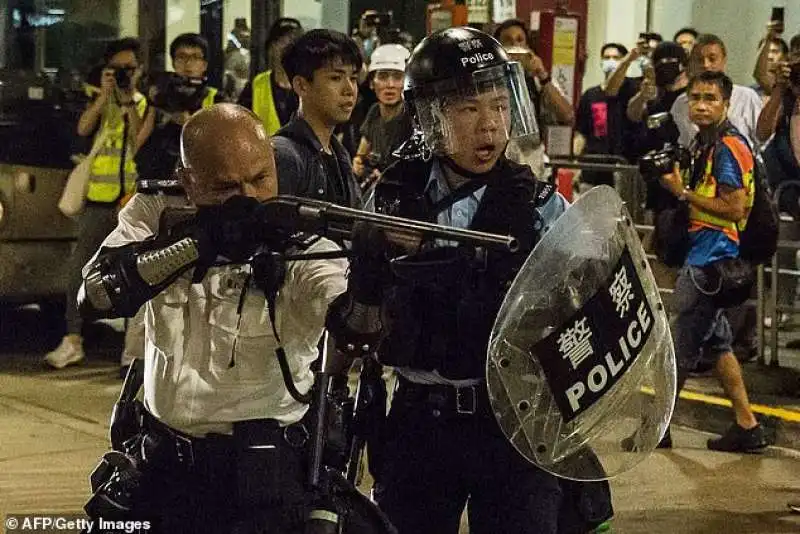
[84,436,146,522]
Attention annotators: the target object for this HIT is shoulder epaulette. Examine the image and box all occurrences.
[287,232,322,252]
[533,181,556,207]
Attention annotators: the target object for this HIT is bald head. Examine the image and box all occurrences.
[180,104,277,205]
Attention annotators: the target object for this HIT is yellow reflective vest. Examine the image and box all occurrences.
[202,87,218,109]
[251,71,282,135]
[688,134,755,243]
[87,94,147,203]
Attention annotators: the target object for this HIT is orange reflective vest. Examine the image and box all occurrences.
[688,134,755,242]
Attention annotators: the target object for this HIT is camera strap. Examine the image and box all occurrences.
[115,114,130,205]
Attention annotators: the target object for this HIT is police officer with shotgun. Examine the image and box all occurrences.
[77,103,521,533]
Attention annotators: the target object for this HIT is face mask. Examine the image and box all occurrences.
[655,62,682,87]
[601,59,619,75]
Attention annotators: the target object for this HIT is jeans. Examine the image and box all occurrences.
[673,265,735,395]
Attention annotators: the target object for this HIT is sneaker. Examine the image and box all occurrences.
[735,346,758,363]
[789,501,800,514]
[707,423,767,453]
[594,521,612,532]
[764,313,791,329]
[621,428,672,452]
[44,336,85,369]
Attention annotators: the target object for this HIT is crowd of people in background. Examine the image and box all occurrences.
[33,5,800,529]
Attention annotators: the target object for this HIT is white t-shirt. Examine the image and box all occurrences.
[95,193,348,436]
[671,84,763,147]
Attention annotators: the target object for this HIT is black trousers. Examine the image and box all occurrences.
[374,383,566,534]
[89,421,307,534]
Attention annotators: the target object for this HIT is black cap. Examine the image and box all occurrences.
[652,41,687,66]
[404,27,510,102]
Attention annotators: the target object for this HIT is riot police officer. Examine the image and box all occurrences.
[369,27,612,534]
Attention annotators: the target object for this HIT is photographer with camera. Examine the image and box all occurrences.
[134,33,224,193]
[756,35,800,179]
[494,19,575,129]
[78,104,356,533]
[46,38,147,370]
[652,71,766,453]
[352,10,389,63]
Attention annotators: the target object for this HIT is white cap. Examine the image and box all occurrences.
[369,44,410,73]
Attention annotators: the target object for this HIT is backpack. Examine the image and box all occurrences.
[736,149,779,265]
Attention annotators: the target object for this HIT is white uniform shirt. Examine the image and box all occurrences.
[97,193,347,436]
[671,84,762,148]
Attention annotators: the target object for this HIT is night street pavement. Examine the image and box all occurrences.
[1,306,800,533]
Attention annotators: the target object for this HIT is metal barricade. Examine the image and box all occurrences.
[546,156,677,309]
[546,156,645,223]
[761,181,800,367]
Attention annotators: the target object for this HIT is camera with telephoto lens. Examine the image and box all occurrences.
[150,72,207,113]
[638,112,691,183]
[363,11,392,29]
[114,67,134,89]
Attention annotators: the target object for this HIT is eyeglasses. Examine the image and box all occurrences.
[174,54,205,65]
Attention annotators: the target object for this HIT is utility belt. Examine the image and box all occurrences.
[395,376,491,418]
[140,409,310,471]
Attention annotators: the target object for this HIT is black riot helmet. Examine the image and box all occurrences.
[403,27,539,160]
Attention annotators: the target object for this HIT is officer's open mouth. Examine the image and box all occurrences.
[475,144,496,160]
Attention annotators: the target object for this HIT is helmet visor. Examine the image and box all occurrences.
[410,62,539,160]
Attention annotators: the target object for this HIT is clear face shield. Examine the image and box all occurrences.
[411,62,539,172]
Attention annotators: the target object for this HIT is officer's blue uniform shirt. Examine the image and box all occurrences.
[424,159,568,234]
[399,159,568,387]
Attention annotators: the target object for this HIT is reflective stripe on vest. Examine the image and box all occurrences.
[689,135,755,242]
[251,71,282,135]
[87,97,148,203]
[202,87,218,109]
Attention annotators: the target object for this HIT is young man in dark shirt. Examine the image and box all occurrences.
[272,29,363,208]
[352,44,413,189]
[573,42,632,188]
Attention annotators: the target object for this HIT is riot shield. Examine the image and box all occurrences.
[487,185,676,481]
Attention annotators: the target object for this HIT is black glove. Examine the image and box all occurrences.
[193,195,264,265]
[348,222,393,306]
[325,223,392,358]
